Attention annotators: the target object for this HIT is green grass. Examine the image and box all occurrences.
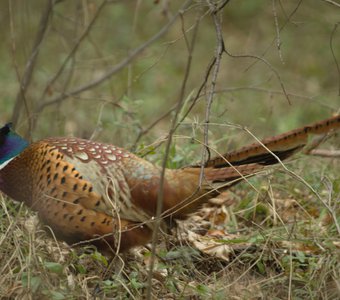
[0,1,340,299]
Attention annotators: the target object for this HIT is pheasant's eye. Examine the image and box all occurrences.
[0,124,13,147]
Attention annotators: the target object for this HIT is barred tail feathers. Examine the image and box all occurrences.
[205,114,340,169]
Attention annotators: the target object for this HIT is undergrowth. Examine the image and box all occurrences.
[1,155,339,299]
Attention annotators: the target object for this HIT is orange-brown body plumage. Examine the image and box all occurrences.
[0,115,339,253]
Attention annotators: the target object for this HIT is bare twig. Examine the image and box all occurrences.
[216,0,231,12]
[215,86,336,110]
[302,132,335,155]
[245,0,302,72]
[199,1,225,186]
[307,149,340,158]
[223,48,291,105]
[288,243,293,300]
[272,0,284,64]
[320,177,340,236]
[323,0,340,8]
[329,22,340,95]
[132,105,176,151]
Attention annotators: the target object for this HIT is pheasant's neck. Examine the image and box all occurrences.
[0,157,17,199]
[0,156,17,170]
[0,156,33,205]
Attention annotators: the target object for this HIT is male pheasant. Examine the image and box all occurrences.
[0,115,339,253]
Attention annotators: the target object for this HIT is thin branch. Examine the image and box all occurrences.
[330,22,340,95]
[133,107,175,152]
[214,86,336,110]
[199,1,225,186]
[320,177,340,236]
[308,149,340,158]
[272,0,284,64]
[223,48,291,105]
[302,132,335,155]
[145,5,199,299]
[245,0,302,72]
[323,0,340,8]
[176,57,215,126]
[216,0,232,12]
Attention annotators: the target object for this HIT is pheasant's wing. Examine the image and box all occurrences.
[20,139,152,252]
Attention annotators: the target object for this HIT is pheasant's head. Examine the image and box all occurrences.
[0,123,29,168]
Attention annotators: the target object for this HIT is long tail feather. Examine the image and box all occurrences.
[205,114,340,168]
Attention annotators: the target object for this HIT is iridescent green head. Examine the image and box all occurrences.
[0,123,29,166]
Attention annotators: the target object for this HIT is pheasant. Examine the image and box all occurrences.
[0,115,339,253]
